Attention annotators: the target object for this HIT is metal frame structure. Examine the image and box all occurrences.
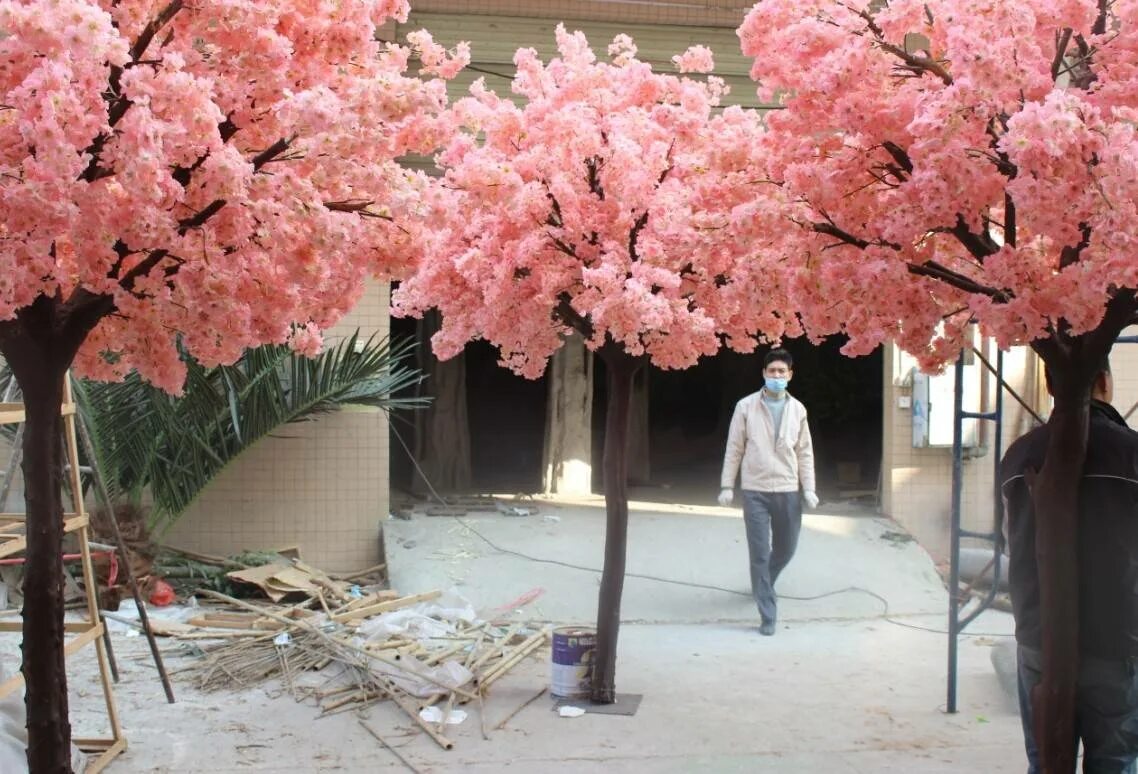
[945,348,1006,713]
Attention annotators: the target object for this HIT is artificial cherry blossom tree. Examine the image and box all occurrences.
[394,27,777,702]
[0,1,465,768]
[738,1,1138,770]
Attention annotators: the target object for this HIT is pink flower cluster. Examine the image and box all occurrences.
[738,0,1138,370]
[0,0,467,392]
[392,26,778,378]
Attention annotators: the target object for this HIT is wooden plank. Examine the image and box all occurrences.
[0,402,74,423]
[0,515,88,559]
[93,628,124,740]
[0,623,106,699]
[0,620,94,633]
[77,736,127,774]
[0,512,81,522]
[64,623,104,657]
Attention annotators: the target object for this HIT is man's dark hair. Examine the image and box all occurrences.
[764,348,793,370]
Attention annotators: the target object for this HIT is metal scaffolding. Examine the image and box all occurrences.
[945,348,1006,713]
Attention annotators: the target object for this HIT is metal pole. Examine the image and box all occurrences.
[947,352,965,714]
[72,387,176,704]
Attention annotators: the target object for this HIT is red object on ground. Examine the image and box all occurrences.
[148,579,175,607]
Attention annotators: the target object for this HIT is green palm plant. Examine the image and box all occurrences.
[68,330,426,533]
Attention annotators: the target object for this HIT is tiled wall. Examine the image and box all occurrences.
[164,282,392,572]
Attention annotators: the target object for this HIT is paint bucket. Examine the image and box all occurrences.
[550,626,596,698]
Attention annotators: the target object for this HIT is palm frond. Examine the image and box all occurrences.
[74,331,427,533]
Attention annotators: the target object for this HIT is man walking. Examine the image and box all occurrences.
[1003,357,1138,772]
[719,349,818,636]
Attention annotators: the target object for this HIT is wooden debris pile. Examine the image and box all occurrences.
[176,587,549,750]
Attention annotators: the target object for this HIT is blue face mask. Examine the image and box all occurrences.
[765,377,789,393]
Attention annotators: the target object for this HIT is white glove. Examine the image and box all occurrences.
[717,488,734,507]
[803,491,819,509]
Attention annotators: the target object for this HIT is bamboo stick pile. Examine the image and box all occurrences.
[178,589,550,750]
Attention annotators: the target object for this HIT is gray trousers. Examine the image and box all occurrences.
[1018,645,1138,773]
[741,490,802,623]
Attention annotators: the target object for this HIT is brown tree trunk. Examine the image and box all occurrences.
[1031,386,1085,774]
[542,332,593,495]
[590,348,641,703]
[0,292,111,774]
[1029,291,1137,774]
[4,341,73,773]
[412,311,471,495]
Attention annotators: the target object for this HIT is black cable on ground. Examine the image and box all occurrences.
[389,425,1012,639]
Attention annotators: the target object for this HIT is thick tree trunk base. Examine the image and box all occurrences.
[590,350,640,704]
[7,354,73,772]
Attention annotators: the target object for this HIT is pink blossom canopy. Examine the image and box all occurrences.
[0,0,467,390]
[393,26,778,378]
[738,0,1138,369]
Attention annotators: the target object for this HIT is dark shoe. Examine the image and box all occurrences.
[759,620,776,636]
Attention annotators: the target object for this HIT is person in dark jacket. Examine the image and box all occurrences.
[1002,356,1138,774]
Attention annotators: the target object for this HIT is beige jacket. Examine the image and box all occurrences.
[720,390,816,494]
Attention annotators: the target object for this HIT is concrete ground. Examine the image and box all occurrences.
[7,496,1024,772]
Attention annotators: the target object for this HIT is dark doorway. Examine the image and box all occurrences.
[391,316,882,501]
[642,338,884,503]
[463,340,548,492]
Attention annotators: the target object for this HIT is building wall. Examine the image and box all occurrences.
[164,282,391,572]
[882,326,1138,563]
[406,1,754,27]
[392,8,773,112]
[881,336,1044,563]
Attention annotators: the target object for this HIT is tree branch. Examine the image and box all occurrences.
[585,156,605,201]
[1093,0,1110,36]
[628,212,650,262]
[811,221,869,250]
[949,213,1002,261]
[1005,193,1017,248]
[109,0,186,126]
[252,137,295,170]
[172,115,238,188]
[907,260,1009,301]
[555,292,594,340]
[1058,223,1093,269]
[81,0,186,182]
[857,9,953,85]
[323,200,393,220]
[881,141,913,174]
[1052,28,1074,81]
[179,200,226,232]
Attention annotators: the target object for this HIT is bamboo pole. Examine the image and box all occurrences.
[330,590,442,623]
[478,629,548,689]
[358,719,422,773]
[494,687,548,730]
